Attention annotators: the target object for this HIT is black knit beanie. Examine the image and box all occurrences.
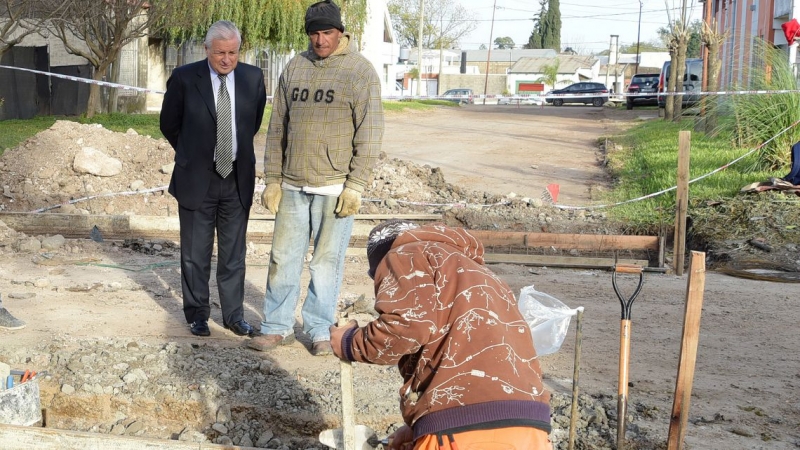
[366,219,419,279]
[305,0,345,33]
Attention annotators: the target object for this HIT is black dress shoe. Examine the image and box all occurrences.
[190,320,211,337]
[225,319,254,336]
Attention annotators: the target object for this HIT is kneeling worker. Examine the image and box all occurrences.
[330,220,552,450]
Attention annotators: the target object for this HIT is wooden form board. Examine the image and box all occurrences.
[1,213,663,269]
[469,230,660,252]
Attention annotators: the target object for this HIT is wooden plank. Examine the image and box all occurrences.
[673,131,691,276]
[667,251,706,450]
[0,423,259,450]
[250,213,441,221]
[483,254,648,269]
[468,230,660,252]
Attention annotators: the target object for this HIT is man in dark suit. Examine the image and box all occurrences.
[160,20,267,337]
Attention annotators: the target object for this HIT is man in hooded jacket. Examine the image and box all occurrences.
[330,220,553,450]
[250,0,384,356]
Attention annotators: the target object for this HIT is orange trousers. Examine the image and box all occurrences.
[414,427,552,450]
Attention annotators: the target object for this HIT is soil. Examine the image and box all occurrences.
[0,105,798,449]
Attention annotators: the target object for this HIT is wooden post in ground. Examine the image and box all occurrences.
[673,131,692,276]
[567,307,585,450]
[667,251,706,450]
[338,318,356,450]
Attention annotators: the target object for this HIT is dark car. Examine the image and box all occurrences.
[657,58,703,109]
[546,82,608,107]
[625,74,659,109]
[441,88,474,105]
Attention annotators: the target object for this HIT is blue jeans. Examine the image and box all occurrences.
[260,190,353,342]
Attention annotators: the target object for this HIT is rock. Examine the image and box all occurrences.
[61,384,75,394]
[129,180,145,191]
[17,238,41,253]
[216,405,231,423]
[256,430,274,447]
[8,293,36,299]
[34,278,50,288]
[161,162,175,174]
[212,423,228,434]
[73,147,123,177]
[41,234,66,250]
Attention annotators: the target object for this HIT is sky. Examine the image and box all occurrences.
[455,0,705,54]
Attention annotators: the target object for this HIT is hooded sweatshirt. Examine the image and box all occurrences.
[264,33,384,193]
[342,224,551,440]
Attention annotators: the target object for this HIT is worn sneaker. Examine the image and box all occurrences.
[0,307,26,330]
[247,333,296,352]
[310,341,333,356]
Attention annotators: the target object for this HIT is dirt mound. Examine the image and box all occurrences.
[0,121,610,237]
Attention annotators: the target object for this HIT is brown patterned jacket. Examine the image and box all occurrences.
[342,224,551,439]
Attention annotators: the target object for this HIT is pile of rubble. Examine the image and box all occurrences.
[0,337,666,449]
[0,121,611,236]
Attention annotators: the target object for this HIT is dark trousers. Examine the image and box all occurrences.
[178,164,249,325]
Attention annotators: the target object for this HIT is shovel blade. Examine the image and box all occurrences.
[319,424,378,449]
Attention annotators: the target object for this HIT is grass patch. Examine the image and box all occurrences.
[604,118,784,233]
[0,116,58,154]
[383,99,450,111]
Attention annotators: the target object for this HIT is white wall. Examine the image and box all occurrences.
[359,0,400,95]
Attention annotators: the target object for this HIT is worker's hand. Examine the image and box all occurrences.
[329,319,358,359]
[261,183,282,214]
[386,425,413,450]
[334,187,361,217]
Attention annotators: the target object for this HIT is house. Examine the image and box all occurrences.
[707,0,798,87]
[1,0,400,118]
[506,55,600,94]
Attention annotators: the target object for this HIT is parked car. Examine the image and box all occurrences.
[497,95,544,106]
[545,82,608,106]
[441,88,474,104]
[625,74,659,109]
[657,58,703,109]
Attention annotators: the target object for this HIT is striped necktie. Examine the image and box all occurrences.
[215,74,233,178]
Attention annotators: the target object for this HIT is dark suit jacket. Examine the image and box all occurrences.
[160,59,267,210]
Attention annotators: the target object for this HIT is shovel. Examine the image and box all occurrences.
[612,264,644,450]
[319,318,388,449]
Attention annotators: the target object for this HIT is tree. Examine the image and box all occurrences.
[0,0,70,56]
[525,0,546,49]
[534,59,564,90]
[658,19,701,58]
[494,36,514,49]
[700,18,727,133]
[388,0,477,49]
[540,0,561,51]
[663,0,693,121]
[525,0,560,51]
[44,0,178,117]
[618,41,667,54]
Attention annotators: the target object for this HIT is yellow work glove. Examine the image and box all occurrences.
[334,187,361,217]
[261,183,282,214]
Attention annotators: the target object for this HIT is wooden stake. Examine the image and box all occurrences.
[339,318,356,450]
[667,251,706,450]
[567,307,585,450]
[673,131,691,276]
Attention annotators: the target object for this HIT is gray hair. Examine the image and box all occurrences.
[204,21,242,48]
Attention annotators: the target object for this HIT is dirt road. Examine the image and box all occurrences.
[1,105,797,449]
[383,104,648,204]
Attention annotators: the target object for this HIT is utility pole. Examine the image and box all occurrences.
[483,0,498,105]
[635,0,642,73]
[613,34,619,94]
[439,15,444,94]
[417,0,424,96]
[605,35,613,90]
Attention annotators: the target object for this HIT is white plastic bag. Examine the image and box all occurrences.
[518,285,581,356]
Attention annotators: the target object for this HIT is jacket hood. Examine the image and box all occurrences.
[390,224,485,265]
[304,32,354,62]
